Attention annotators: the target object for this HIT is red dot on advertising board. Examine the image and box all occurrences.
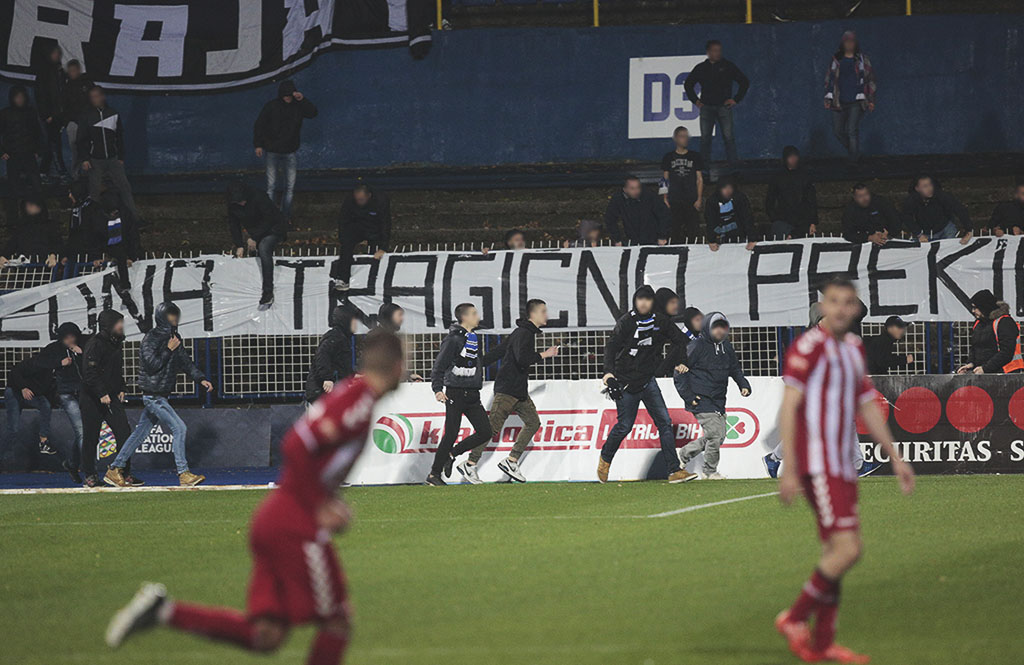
[945,385,994,433]
[856,390,890,434]
[894,387,942,433]
[1008,388,1024,430]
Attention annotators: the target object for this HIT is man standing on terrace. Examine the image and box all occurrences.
[684,40,749,169]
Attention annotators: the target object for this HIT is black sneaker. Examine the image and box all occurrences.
[443,454,455,478]
[83,474,103,488]
[105,583,168,648]
[123,473,145,487]
[258,294,274,311]
[63,461,83,485]
[425,474,447,486]
[39,441,58,455]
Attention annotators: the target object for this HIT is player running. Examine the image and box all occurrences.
[774,278,914,664]
[104,330,405,665]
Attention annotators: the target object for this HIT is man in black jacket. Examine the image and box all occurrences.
[304,305,357,404]
[426,303,503,486]
[456,299,559,484]
[253,80,317,217]
[51,322,86,482]
[841,183,899,244]
[901,175,972,244]
[765,146,818,238]
[227,181,289,309]
[105,302,212,488]
[62,59,93,176]
[864,316,914,374]
[77,85,141,221]
[4,334,64,459]
[0,85,43,221]
[62,181,107,265]
[604,176,671,246]
[332,185,391,292]
[989,182,1024,236]
[684,40,749,166]
[79,309,134,488]
[597,285,692,483]
[957,289,1023,375]
[1,198,62,269]
[705,179,755,250]
[34,44,68,180]
[654,288,702,377]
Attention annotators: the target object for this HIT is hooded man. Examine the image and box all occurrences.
[674,311,752,479]
[253,79,318,217]
[2,197,62,269]
[63,180,107,263]
[227,181,289,310]
[957,290,1024,375]
[0,85,43,220]
[654,288,703,377]
[304,305,357,404]
[332,184,391,292]
[456,299,559,484]
[105,303,212,488]
[79,309,135,487]
[765,146,818,239]
[864,316,914,374]
[376,303,404,333]
[597,285,693,483]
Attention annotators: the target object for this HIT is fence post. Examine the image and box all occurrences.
[745,0,752,24]
[593,0,599,27]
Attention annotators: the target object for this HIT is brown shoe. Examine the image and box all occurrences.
[179,471,205,487]
[597,458,610,483]
[668,469,699,484]
[104,467,129,487]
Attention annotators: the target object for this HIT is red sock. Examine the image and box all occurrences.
[788,569,838,623]
[813,582,841,651]
[307,630,349,665]
[168,602,258,650]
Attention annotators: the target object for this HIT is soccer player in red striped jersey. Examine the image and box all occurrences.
[105,330,405,665]
[774,279,914,664]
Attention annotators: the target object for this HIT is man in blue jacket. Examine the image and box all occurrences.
[104,302,212,488]
[674,311,751,479]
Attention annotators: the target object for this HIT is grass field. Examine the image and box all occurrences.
[2,476,1023,665]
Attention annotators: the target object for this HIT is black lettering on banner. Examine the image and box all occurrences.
[501,252,514,329]
[927,239,991,315]
[384,255,437,328]
[101,269,153,332]
[806,243,860,307]
[278,259,324,330]
[634,246,688,306]
[141,264,157,330]
[336,255,380,298]
[442,253,497,329]
[519,252,571,328]
[77,282,99,333]
[48,295,59,339]
[867,241,918,316]
[992,237,1008,301]
[577,251,622,327]
[328,255,380,323]
[618,250,631,313]
[163,259,215,331]
[747,244,804,321]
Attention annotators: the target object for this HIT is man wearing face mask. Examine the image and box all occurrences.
[304,305,358,405]
[80,310,134,488]
[104,302,212,488]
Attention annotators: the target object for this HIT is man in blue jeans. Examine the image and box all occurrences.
[901,175,973,244]
[253,80,317,218]
[684,40,749,168]
[105,302,213,488]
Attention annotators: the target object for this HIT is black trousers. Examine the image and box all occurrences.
[79,393,131,476]
[430,387,492,476]
[3,153,42,222]
[331,230,385,284]
[38,121,67,176]
[669,199,703,242]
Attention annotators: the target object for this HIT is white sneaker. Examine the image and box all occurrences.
[105,582,168,648]
[456,461,483,484]
[705,472,726,480]
[498,457,526,483]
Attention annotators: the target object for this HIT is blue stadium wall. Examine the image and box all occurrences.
[3,14,1022,173]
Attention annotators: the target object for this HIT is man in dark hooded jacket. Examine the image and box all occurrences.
[705,179,755,249]
[227,181,288,309]
[105,302,212,487]
[864,315,914,374]
[79,309,134,487]
[597,285,693,483]
[674,311,751,478]
[376,302,404,332]
[765,146,818,238]
[253,80,317,217]
[333,184,391,291]
[304,305,357,404]
[2,197,62,268]
[62,180,107,264]
[35,44,68,179]
[654,288,703,377]
[957,289,1023,375]
[0,85,43,220]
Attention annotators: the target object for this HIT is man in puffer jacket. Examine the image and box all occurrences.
[304,304,357,403]
[105,302,212,488]
[674,311,751,478]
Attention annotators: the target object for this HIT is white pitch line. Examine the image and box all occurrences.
[644,491,779,518]
[0,483,271,495]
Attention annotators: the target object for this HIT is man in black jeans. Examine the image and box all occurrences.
[77,85,142,222]
[684,40,749,168]
[604,175,671,246]
[34,44,68,180]
[660,126,705,240]
[0,85,43,222]
[426,303,503,486]
[332,184,391,292]
[597,286,694,484]
[227,181,289,310]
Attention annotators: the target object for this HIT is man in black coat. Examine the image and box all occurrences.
[654,288,702,377]
[841,183,899,244]
[684,40,749,166]
[456,299,559,484]
[901,175,972,244]
[597,286,692,483]
[765,146,818,238]
[77,85,141,221]
[62,59,94,176]
[332,185,391,292]
[253,79,318,217]
[603,175,671,246]
[705,179,755,249]
[0,85,43,221]
[1,197,62,268]
[304,305,357,404]
[34,44,68,179]
[957,290,1024,375]
[227,181,289,309]
[4,330,66,459]
[864,316,914,374]
[989,182,1024,236]
[105,302,212,488]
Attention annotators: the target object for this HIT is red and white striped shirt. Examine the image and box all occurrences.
[782,327,874,481]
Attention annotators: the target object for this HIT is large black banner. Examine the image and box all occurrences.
[864,375,1024,474]
[0,0,432,92]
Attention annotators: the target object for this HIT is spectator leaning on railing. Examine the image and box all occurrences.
[989,182,1024,236]
[958,290,1024,376]
[901,175,972,244]
[765,146,818,239]
[841,183,898,245]
[705,178,755,251]
[1,197,62,269]
[564,219,603,248]
[684,40,748,168]
[227,181,289,310]
[824,30,876,164]
[604,175,671,246]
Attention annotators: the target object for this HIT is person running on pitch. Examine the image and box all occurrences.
[456,299,559,484]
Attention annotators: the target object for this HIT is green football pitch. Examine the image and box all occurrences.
[2,476,1022,665]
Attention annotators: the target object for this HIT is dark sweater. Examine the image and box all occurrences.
[339,190,392,246]
[989,200,1024,234]
[253,91,318,154]
[841,196,900,243]
[901,189,971,236]
[864,330,910,374]
[683,58,750,106]
[490,320,544,400]
[765,167,818,234]
[603,189,671,245]
[0,90,42,155]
